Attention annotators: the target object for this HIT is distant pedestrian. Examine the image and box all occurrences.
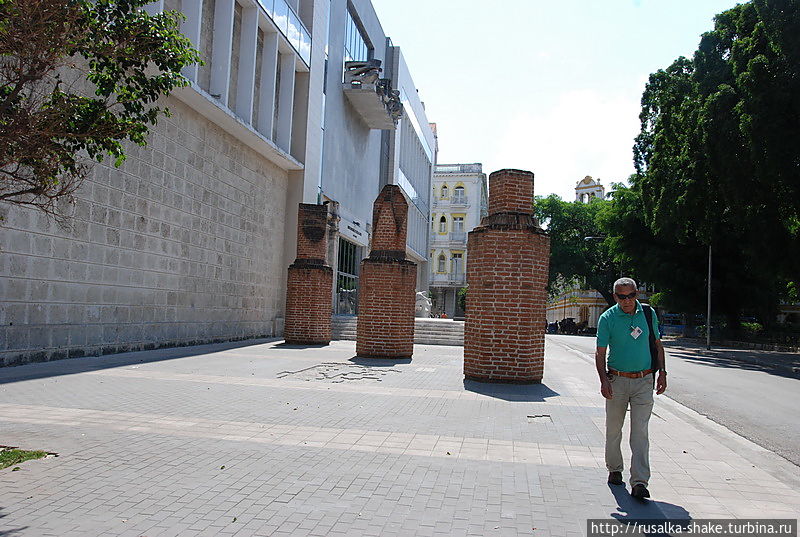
[595,277,667,500]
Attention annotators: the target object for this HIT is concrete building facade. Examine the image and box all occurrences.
[429,163,488,318]
[0,0,434,364]
[320,3,436,316]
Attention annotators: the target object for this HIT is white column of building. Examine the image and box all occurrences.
[234,5,259,123]
[256,31,279,139]
[276,53,296,152]
[180,0,203,82]
[210,0,235,106]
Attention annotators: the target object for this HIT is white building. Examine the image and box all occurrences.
[575,176,605,202]
[0,0,435,363]
[428,163,488,318]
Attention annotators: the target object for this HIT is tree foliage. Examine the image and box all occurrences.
[535,194,619,306]
[612,0,800,329]
[0,0,200,219]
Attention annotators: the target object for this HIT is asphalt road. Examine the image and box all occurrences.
[547,334,800,467]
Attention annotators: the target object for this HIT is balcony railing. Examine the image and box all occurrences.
[430,273,465,286]
[256,0,311,66]
[450,231,466,243]
[450,195,468,206]
[342,60,402,130]
[435,163,483,174]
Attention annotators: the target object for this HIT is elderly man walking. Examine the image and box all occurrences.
[596,277,667,500]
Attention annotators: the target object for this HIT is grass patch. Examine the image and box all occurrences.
[0,448,48,470]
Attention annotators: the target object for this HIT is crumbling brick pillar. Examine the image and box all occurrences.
[464,169,550,383]
[356,185,417,358]
[285,203,334,344]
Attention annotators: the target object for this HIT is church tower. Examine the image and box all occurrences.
[575,176,605,202]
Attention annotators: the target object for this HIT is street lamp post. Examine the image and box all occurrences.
[706,244,712,351]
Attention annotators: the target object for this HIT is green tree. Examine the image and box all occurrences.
[535,194,619,306]
[0,0,200,219]
[623,0,800,332]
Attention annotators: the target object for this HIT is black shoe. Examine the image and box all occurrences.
[608,471,623,485]
[631,484,650,500]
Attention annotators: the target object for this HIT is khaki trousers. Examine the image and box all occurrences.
[605,373,654,487]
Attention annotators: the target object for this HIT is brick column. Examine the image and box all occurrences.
[356,185,417,358]
[284,203,334,344]
[464,169,550,383]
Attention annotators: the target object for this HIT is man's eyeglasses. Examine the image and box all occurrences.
[615,291,637,300]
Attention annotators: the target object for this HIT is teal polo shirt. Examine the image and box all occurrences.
[596,301,660,372]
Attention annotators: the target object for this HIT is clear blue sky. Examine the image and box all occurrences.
[371,0,744,200]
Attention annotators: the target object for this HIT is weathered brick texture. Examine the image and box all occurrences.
[285,203,334,344]
[356,262,416,358]
[357,185,416,358]
[464,169,550,383]
[487,168,535,216]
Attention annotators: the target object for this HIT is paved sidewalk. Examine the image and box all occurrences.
[1,338,799,537]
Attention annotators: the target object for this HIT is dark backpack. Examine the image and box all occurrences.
[642,304,658,386]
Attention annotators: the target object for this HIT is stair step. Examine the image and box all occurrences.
[330,316,465,346]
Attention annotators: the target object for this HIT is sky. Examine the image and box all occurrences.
[371,0,744,200]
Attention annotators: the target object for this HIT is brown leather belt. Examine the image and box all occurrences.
[608,368,654,379]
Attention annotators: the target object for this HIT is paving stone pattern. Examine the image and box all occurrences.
[0,339,799,536]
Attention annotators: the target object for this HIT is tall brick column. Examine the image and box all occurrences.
[356,185,417,358]
[284,203,334,344]
[464,169,550,383]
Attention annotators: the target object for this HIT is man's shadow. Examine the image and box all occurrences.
[607,484,692,536]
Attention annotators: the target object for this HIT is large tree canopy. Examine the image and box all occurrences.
[0,0,200,219]
[616,0,800,329]
[535,195,620,306]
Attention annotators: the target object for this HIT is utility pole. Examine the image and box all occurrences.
[706,244,712,351]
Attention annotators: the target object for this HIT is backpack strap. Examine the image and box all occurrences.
[642,304,658,386]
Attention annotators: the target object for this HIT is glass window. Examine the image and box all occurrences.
[453,216,464,232]
[453,186,465,203]
[437,255,446,273]
[438,216,447,233]
[336,238,362,315]
[344,9,370,63]
[273,0,289,35]
[452,253,463,275]
[440,185,448,199]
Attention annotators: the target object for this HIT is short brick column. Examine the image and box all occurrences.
[356,185,417,358]
[464,169,550,383]
[284,203,334,344]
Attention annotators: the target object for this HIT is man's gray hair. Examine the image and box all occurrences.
[613,277,637,291]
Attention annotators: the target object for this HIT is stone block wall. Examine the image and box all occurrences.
[464,169,550,383]
[0,96,289,365]
[284,203,334,344]
[356,185,416,358]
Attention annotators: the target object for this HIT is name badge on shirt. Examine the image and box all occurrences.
[630,326,643,339]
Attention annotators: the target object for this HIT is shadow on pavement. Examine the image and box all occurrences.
[272,342,332,349]
[607,484,692,535]
[0,508,28,537]
[664,342,800,380]
[348,357,413,367]
[0,338,279,386]
[462,380,560,402]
